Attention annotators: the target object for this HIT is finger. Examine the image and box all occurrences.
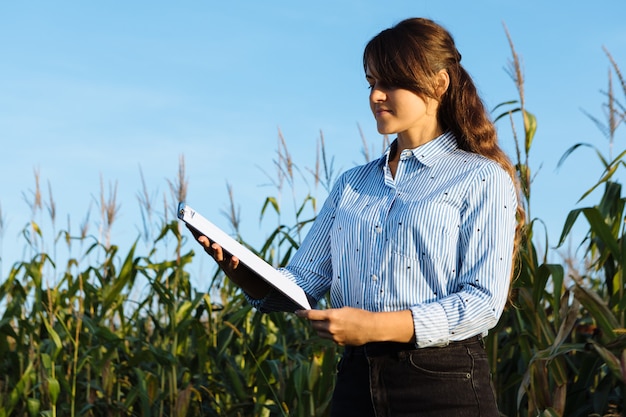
[297,309,328,321]
[311,320,329,333]
[197,235,211,249]
[316,330,333,341]
[221,255,239,272]
[212,244,239,270]
[316,330,343,345]
[209,242,224,262]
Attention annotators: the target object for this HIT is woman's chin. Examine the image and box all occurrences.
[376,125,397,136]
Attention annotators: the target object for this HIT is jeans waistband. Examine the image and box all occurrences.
[343,335,484,357]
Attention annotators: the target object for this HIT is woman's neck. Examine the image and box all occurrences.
[395,125,444,154]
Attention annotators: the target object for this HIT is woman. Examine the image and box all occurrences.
[193,17,522,417]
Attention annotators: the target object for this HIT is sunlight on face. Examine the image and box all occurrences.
[366,65,442,146]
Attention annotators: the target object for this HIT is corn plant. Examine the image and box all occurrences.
[0,139,340,416]
[552,47,626,416]
[486,25,569,416]
[488,27,626,416]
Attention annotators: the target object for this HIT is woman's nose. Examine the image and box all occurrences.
[370,87,386,102]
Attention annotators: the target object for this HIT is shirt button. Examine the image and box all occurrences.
[372,274,378,281]
[375,226,382,234]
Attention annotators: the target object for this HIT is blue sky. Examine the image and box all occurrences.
[1,1,625,280]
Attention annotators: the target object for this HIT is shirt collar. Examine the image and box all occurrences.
[381,131,458,168]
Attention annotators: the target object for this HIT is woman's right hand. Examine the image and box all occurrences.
[185,224,272,300]
[186,225,240,274]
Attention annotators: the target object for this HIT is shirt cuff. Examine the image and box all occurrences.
[410,303,450,348]
[244,289,272,310]
[244,288,313,313]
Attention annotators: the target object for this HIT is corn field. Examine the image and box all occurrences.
[1,32,625,417]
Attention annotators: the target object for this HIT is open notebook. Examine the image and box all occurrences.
[178,202,312,310]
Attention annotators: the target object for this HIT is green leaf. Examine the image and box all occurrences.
[260,197,280,220]
[552,295,580,352]
[557,142,594,169]
[590,341,623,382]
[492,104,521,123]
[578,163,620,202]
[0,318,19,339]
[224,359,247,401]
[40,313,63,361]
[102,242,138,309]
[491,99,519,113]
[26,397,40,417]
[598,181,622,220]
[533,264,563,310]
[176,300,193,324]
[557,208,584,248]
[523,110,537,154]
[295,194,314,218]
[47,377,60,405]
[574,284,619,342]
[30,221,42,237]
[5,361,34,414]
[533,342,586,361]
[582,207,620,259]
[124,368,151,417]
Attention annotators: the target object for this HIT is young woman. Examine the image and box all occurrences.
[193,17,522,417]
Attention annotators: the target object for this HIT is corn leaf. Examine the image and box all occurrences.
[590,341,623,382]
[574,284,619,342]
[523,110,537,154]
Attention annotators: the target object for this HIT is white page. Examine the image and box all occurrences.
[178,202,312,310]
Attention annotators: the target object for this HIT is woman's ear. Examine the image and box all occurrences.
[434,69,450,98]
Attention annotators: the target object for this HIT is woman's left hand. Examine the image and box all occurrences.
[296,307,375,346]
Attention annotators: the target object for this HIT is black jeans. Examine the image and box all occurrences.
[330,336,499,417]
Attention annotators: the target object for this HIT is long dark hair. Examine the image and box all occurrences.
[364,17,525,292]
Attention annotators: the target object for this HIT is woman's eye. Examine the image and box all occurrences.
[368,81,391,90]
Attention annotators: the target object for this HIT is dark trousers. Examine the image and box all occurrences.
[330,336,499,417]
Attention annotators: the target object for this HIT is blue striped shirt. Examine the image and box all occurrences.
[255,131,518,348]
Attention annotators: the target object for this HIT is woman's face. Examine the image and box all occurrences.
[366,66,441,144]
